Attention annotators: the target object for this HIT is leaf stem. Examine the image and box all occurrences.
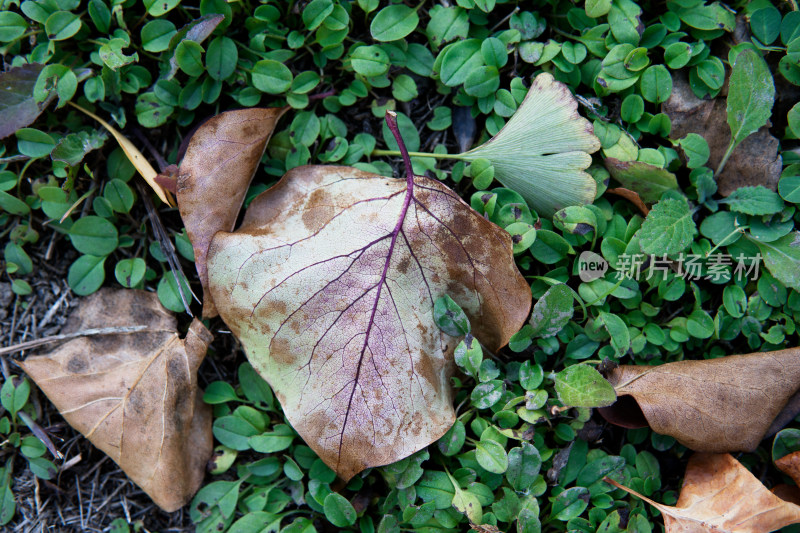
[715,141,735,176]
[705,225,748,257]
[371,149,466,160]
[384,111,415,186]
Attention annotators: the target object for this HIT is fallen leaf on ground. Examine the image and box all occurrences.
[206,164,531,481]
[460,72,601,217]
[20,288,213,512]
[68,102,173,205]
[606,453,800,532]
[662,70,781,196]
[777,451,800,487]
[598,349,800,452]
[0,64,54,140]
[177,107,287,318]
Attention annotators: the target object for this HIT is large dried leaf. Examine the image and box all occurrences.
[177,107,287,317]
[206,165,531,481]
[662,71,781,196]
[20,289,213,512]
[0,63,53,139]
[608,453,800,532]
[598,349,800,452]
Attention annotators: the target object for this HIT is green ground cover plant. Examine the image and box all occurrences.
[2,0,800,531]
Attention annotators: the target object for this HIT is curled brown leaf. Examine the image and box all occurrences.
[598,349,800,453]
[20,289,213,512]
[605,187,650,216]
[177,107,288,317]
[607,453,800,532]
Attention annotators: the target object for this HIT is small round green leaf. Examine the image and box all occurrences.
[175,41,205,77]
[69,216,119,256]
[16,128,55,158]
[141,19,177,53]
[323,493,356,527]
[68,255,106,296]
[44,11,81,41]
[206,36,238,81]
[0,12,28,42]
[114,258,146,288]
[370,4,419,42]
[252,60,293,94]
[350,45,390,77]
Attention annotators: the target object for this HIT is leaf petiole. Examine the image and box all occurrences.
[715,140,735,176]
[371,149,467,160]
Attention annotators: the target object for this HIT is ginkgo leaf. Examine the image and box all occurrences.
[206,164,531,481]
[460,72,601,217]
[598,349,800,452]
[176,107,287,318]
[607,453,800,533]
[20,288,214,512]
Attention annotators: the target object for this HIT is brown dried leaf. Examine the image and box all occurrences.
[605,187,650,215]
[777,451,800,486]
[598,349,800,452]
[0,63,53,140]
[177,107,287,317]
[206,165,531,481]
[20,289,213,512]
[607,453,800,533]
[662,71,781,195]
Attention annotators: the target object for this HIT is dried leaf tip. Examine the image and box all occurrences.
[67,102,174,206]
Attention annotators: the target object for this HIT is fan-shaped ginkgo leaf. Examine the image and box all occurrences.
[206,164,531,481]
[460,72,601,217]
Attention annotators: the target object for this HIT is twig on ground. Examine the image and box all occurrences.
[0,325,151,357]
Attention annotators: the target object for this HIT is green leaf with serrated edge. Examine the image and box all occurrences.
[555,364,616,407]
[725,50,774,162]
[723,186,784,215]
[461,73,600,217]
[637,198,697,255]
[747,231,800,291]
[529,284,574,338]
[51,130,108,166]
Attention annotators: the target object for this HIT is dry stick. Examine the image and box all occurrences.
[136,181,197,314]
[38,288,70,330]
[132,128,169,173]
[0,325,150,357]
[18,411,63,460]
